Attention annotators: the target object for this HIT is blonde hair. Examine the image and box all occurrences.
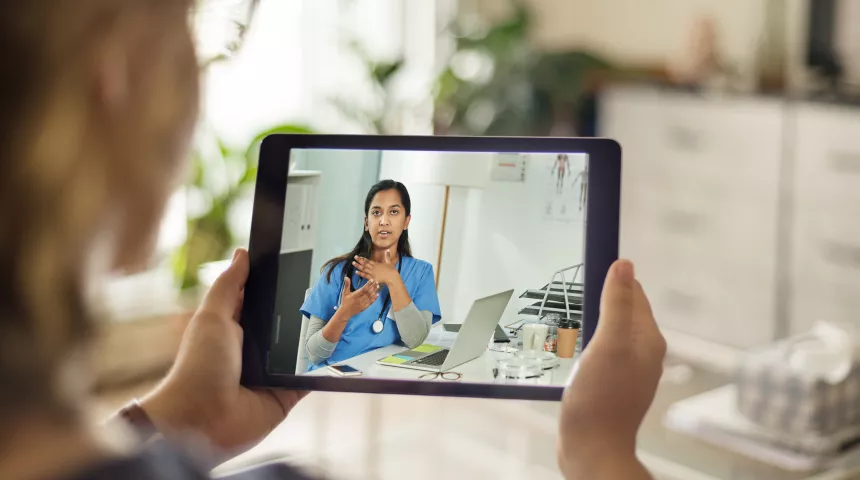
[0,0,198,419]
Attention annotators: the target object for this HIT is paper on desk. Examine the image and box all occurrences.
[425,327,458,349]
[380,355,409,365]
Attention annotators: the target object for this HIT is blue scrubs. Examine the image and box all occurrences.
[300,256,442,371]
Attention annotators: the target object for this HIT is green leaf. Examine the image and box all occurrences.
[329,97,378,134]
[371,59,405,89]
[243,123,315,169]
[175,121,316,290]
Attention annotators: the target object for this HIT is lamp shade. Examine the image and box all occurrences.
[382,150,491,188]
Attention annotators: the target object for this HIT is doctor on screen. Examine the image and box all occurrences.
[300,179,442,371]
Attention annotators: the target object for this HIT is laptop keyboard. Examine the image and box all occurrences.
[413,350,449,366]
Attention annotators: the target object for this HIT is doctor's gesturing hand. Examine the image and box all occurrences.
[353,250,401,285]
[338,277,380,318]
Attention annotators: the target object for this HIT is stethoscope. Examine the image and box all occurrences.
[336,258,402,335]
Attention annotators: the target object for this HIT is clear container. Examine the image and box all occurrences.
[493,357,543,385]
[515,350,560,370]
[515,350,559,385]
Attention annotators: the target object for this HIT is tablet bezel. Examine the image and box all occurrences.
[241,135,621,401]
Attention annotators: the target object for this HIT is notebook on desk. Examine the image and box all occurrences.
[376,290,514,372]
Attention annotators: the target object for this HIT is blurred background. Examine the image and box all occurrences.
[93,0,860,479]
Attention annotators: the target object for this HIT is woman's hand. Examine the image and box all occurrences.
[140,249,307,458]
[337,275,380,318]
[557,260,665,480]
[353,250,400,285]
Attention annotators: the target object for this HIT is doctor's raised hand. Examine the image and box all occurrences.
[353,250,401,285]
[337,277,380,317]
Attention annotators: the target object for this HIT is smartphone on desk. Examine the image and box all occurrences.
[327,364,362,377]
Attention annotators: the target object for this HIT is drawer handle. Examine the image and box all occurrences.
[828,151,860,175]
[662,288,699,313]
[660,210,703,234]
[821,240,860,269]
[666,125,703,152]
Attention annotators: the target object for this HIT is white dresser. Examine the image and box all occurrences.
[789,103,860,335]
[602,86,785,349]
[601,86,860,350]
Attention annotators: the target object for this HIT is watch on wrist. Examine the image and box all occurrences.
[117,398,158,442]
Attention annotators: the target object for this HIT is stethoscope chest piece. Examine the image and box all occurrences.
[372,318,384,334]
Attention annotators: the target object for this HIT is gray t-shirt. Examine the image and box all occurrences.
[67,441,322,480]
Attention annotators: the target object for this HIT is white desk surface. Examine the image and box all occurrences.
[305,334,576,387]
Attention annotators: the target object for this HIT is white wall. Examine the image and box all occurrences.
[466,0,811,91]
[441,154,587,326]
[295,149,381,284]
[380,151,587,326]
[377,152,448,282]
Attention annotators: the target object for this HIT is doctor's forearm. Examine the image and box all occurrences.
[320,310,350,343]
[306,316,338,365]
[393,303,433,349]
[388,277,412,311]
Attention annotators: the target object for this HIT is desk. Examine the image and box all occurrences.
[305,343,576,387]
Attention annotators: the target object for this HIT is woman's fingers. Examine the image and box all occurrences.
[354,256,377,268]
[357,272,380,286]
[353,259,374,274]
[352,278,373,294]
[365,283,380,303]
[358,288,379,309]
[350,278,379,298]
[365,294,377,308]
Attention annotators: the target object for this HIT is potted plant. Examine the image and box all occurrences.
[172,0,314,293]
[171,124,314,294]
[433,0,615,137]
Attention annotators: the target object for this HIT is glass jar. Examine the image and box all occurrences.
[543,314,561,353]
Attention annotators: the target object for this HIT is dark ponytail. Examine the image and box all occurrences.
[322,180,413,287]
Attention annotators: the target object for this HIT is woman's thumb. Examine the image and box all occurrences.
[596,260,636,334]
[201,248,250,316]
[385,249,392,263]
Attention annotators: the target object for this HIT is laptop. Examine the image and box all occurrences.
[376,290,514,372]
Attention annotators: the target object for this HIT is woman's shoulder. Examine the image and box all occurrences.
[404,256,434,275]
[320,259,347,284]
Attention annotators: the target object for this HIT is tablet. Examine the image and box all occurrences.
[240,135,620,401]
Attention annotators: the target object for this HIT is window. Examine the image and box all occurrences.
[107,0,445,319]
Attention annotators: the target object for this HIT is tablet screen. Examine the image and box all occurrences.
[263,147,589,389]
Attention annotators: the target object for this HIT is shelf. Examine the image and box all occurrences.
[544,281,583,292]
[518,303,583,320]
[520,289,583,303]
